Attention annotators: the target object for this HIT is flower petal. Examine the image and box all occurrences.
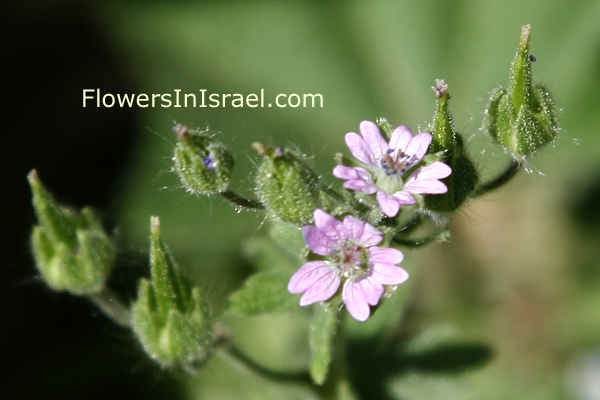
[376,191,402,218]
[359,121,389,162]
[404,132,433,167]
[333,165,378,194]
[389,125,413,154]
[303,225,336,256]
[342,280,370,321]
[368,247,404,265]
[342,215,383,247]
[410,161,452,180]
[392,190,417,204]
[370,263,409,286]
[404,179,448,194]
[288,261,341,306]
[345,132,374,167]
[288,261,335,293]
[300,272,341,306]
[343,180,378,194]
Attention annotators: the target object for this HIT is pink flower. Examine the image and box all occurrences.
[288,209,409,321]
[333,121,452,217]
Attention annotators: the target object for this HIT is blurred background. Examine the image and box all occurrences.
[3,0,600,399]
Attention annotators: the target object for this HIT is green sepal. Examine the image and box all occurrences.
[172,124,234,195]
[28,171,116,295]
[228,270,297,315]
[131,217,212,367]
[483,25,559,158]
[309,303,340,385]
[254,143,321,225]
[425,81,478,213]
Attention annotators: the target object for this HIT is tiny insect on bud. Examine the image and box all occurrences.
[483,25,559,158]
[172,124,234,195]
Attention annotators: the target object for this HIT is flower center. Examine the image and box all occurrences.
[375,149,416,194]
[332,242,370,279]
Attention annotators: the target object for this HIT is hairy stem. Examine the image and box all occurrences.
[473,158,522,198]
[88,288,131,328]
[220,190,265,209]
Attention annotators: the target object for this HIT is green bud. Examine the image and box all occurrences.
[172,124,234,195]
[425,80,478,213]
[253,142,320,225]
[483,25,559,158]
[28,170,115,295]
[131,217,212,367]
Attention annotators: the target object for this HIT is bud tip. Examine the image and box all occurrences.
[432,79,448,99]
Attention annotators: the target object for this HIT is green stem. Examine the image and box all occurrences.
[220,190,265,209]
[219,345,312,384]
[473,159,522,198]
[392,230,450,248]
[87,288,131,328]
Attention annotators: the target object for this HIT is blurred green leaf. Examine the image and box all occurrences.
[228,271,297,315]
[309,303,339,385]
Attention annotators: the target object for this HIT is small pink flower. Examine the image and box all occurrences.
[333,121,452,217]
[288,209,409,321]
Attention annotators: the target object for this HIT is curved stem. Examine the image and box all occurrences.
[87,288,131,328]
[392,230,450,248]
[473,159,522,198]
[219,344,312,384]
[220,190,265,209]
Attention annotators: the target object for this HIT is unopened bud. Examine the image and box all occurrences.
[172,124,234,195]
[254,143,320,225]
[131,217,212,367]
[483,25,559,158]
[28,170,115,295]
[425,80,478,212]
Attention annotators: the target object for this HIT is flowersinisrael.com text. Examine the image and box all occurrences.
[82,89,323,108]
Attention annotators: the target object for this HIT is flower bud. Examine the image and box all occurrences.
[131,217,212,367]
[28,170,116,295]
[424,80,478,212]
[253,142,320,225]
[483,25,559,158]
[172,124,234,195]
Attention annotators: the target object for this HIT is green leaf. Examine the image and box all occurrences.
[242,236,297,272]
[309,303,339,385]
[228,271,297,315]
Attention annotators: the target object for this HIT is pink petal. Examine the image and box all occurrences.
[288,261,335,293]
[405,132,433,165]
[376,191,402,218]
[410,161,452,180]
[392,191,417,205]
[359,121,389,162]
[288,261,341,306]
[343,180,378,194]
[345,132,374,167]
[313,209,341,230]
[370,263,409,285]
[342,278,384,321]
[389,125,413,154]
[333,165,378,194]
[342,280,369,321]
[342,215,383,247]
[403,177,448,195]
[368,247,404,265]
[300,272,341,306]
[303,225,336,256]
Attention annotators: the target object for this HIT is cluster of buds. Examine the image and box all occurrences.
[27,25,559,381]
